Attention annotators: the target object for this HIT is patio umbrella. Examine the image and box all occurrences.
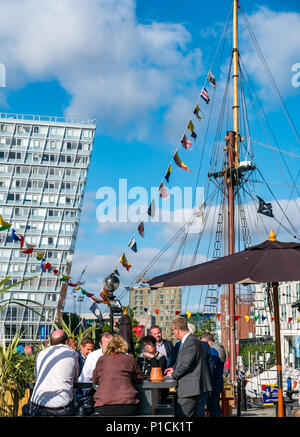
[118,313,135,355]
[144,230,299,417]
[145,237,300,288]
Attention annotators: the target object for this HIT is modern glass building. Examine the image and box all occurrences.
[0,113,96,345]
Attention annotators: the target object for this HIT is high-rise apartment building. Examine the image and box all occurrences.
[129,286,182,340]
[0,113,96,345]
[254,281,300,369]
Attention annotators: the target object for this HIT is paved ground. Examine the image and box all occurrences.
[231,406,276,417]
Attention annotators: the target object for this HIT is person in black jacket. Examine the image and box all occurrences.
[137,335,167,378]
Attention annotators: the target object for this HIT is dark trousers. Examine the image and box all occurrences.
[22,400,75,417]
[94,404,138,416]
[207,391,222,417]
[176,395,200,417]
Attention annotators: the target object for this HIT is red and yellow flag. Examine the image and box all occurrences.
[119,252,131,271]
[173,151,191,172]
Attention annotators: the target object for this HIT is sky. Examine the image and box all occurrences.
[0,0,300,316]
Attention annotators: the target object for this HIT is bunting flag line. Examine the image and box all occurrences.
[0,216,11,231]
[128,236,137,253]
[257,196,274,218]
[159,182,169,199]
[138,221,144,238]
[187,120,197,141]
[119,252,132,271]
[200,87,210,104]
[173,151,191,172]
[147,199,155,218]
[181,134,192,150]
[99,287,110,304]
[165,164,172,183]
[207,71,217,88]
[193,104,203,121]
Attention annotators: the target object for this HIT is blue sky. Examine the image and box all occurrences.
[0,0,300,316]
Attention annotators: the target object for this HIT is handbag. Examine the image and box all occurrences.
[74,392,95,416]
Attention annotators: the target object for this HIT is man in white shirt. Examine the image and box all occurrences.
[78,331,113,382]
[22,329,79,416]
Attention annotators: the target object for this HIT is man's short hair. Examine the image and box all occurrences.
[80,336,94,347]
[172,317,188,331]
[149,325,161,333]
[201,332,215,342]
[141,335,156,346]
[50,330,68,346]
[99,331,113,345]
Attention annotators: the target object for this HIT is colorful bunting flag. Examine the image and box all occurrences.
[60,274,71,282]
[244,316,250,322]
[207,71,217,88]
[0,216,11,231]
[186,311,191,319]
[288,317,293,323]
[173,151,191,172]
[181,134,192,150]
[22,242,35,254]
[235,316,241,321]
[175,311,181,316]
[147,199,155,218]
[35,251,45,261]
[200,87,210,104]
[119,252,131,271]
[193,104,203,121]
[128,236,137,253]
[187,120,197,141]
[165,164,172,183]
[159,182,169,199]
[154,309,160,314]
[138,221,144,238]
[99,287,110,304]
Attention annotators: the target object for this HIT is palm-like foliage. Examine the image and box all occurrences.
[0,333,37,416]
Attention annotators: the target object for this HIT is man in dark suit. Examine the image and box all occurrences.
[149,325,174,366]
[165,317,212,417]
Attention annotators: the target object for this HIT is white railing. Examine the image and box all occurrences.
[0,112,97,126]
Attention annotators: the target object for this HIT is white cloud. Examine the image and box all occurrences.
[0,0,203,142]
[239,6,300,96]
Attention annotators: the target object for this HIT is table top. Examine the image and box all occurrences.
[28,377,177,390]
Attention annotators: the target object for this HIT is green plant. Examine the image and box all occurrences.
[52,314,98,347]
[0,333,36,417]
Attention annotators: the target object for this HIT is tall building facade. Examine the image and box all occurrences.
[254,281,300,369]
[0,113,96,345]
[129,286,182,341]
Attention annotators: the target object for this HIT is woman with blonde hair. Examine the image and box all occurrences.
[92,335,144,416]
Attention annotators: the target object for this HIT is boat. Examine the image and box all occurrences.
[92,0,300,414]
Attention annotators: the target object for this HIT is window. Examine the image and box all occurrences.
[33,126,39,134]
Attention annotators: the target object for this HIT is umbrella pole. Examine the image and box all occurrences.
[272,281,284,417]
